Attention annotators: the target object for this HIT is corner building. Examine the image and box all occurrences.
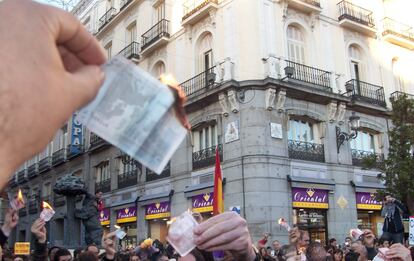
[7,0,414,247]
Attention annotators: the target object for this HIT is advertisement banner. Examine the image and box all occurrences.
[99,208,110,226]
[70,112,83,154]
[356,192,382,210]
[292,187,329,209]
[14,242,30,255]
[145,201,171,220]
[192,193,214,213]
[116,206,137,224]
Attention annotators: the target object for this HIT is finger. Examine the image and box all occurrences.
[197,226,245,250]
[194,212,238,234]
[65,65,105,110]
[195,218,244,246]
[58,45,84,72]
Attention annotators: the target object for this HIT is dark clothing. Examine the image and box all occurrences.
[381,231,404,244]
[382,200,407,233]
[31,238,48,261]
[366,246,377,261]
[0,229,8,247]
[75,193,103,245]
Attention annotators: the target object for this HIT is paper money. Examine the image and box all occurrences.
[167,211,198,257]
[115,228,127,239]
[40,208,55,222]
[77,56,187,174]
[9,190,25,210]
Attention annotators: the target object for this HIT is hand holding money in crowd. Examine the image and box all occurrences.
[386,243,412,261]
[103,232,117,260]
[1,209,18,236]
[31,218,47,244]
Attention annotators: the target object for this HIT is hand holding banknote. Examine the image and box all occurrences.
[1,209,18,237]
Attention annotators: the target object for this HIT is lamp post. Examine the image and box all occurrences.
[336,112,360,153]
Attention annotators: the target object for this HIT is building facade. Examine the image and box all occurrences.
[7,0,414,248]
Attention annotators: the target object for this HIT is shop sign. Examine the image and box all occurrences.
[69,112,83,154]
[192,193,213,213]
[99,208,110,226]
[14,242,30,255]
[145,201,170,220]
[356,192,382,210]
[292,188,328,209]
[116,206,137,224]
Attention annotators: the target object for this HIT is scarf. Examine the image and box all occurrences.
[381,202,396,219]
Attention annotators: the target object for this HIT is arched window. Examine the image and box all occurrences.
[350,131,375,153]
[392,57,405,92]
[151,61,166,77]
[287,24,306,64]
[348,44,365,82]
[196,33,214,73]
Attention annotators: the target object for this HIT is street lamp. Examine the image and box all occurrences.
[336,112,360,153]
[120,151,140,166]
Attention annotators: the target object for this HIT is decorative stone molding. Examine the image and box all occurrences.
[265,88,277,111]
[336,103,346,124]
[327,101,337,123]
[276,89,286,112]
[263,55,279,79]
[219,57,234,82]
[227,90,239,113]
[218,93,230,117]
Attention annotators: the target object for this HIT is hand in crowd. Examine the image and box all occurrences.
[1,209,18,237]
[31,218,47,244]
[103,232,117,260]
[0,0,106,188]
[386,243,412,261]
[193,211,256,261]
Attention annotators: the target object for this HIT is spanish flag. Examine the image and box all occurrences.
[213,145,223,215]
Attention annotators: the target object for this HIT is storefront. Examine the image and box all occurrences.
[145,201,171,243]
[291,187,329,244]
[116,206,137,249]
[99,208,110,236]
[356,192,383,236]
[192,192,214,220]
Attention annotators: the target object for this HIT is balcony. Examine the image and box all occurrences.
[337,1,376,37]
[17,170,27,184]
[288,140,325,163]
[284,60,332,92]
[28,199,39,214]
[9,177,17,188]
[120,0,133,11]
[53,194,66,207]
[351,149,384,169]
[118,42,140,61]
[98,7,117,31]
[181,66,218,97]
[38,157,52,173]
[27,163,38,179]
[52,148,66,166]
[390,91,414,102]
[182,0,219,26]
[287,0,322,14]
[118,170,138,189]
[146,162,170,182]
[66,144,84,160]
[141,19,170,55]
[95,179,111,193]
[192,144,223,170]
[382,18,414,50]
[344,79,386,107]
[89,133,110,152]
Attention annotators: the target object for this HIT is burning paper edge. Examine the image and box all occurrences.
[166,211,198,257]
[278,218,291,232]
[10,189,26,210]
[40,201,55,222]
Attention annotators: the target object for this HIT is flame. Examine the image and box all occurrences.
[42,201,53,210]
[17,189,24,203]
[159,74,179,87]
[278,218,285,225]
[167,217,176,226]
[114,225,120,229]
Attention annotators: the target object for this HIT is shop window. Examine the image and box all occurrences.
[287,24,306,64]
[293,208,327,245]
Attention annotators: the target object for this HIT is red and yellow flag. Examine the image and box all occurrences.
[213,146,223,215]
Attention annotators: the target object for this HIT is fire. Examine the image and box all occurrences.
[42,201,53,210]
[278,218,285,225]
[114,225,120,229]
[167,217,176,226]
[17,189,24,203]
[159,74,179,87]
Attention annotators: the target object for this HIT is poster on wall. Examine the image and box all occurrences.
[270,123,283,139]
[225,121,239,143]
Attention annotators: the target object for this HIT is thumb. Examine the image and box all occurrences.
[66,65,105,110]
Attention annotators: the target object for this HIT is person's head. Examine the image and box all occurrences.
[85,245,99,257]
[345,251,360,261]
[54,248,72,261]
[329,238,337,247]
[130,253,140,261]
[299,230,310,248]
[384,195,394,204]
[306,242,327,261]
[13,256,27,261]
[259,247,267,256]
[378,238,390,248]
[278,244,298,261]
[74,247,83,259]
[345,237,352,246]
[333,249,344,261]
[95,190,103,199]
[350,242,367,261]
[77,252,98,261]
[49,246,61,261]
[362,230,376,247]
[273,240,281,250]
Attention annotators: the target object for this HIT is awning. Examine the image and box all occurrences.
[351,181,385,193]
[287,175,335,191]
[137,190,173,205]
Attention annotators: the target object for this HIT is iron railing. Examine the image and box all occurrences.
[120,0,133,11]
[337,1,374,27]
[180,66,218,96]
[96,179,111,193]
[52,148,66,166]
[89,133,110,151]
[17,170,27,184]
[141,19,170,51]
[28,199,39,214]
[382,18,414,42]
[118,170,138,189]
[345,79,386,107]
[285,60,332,90]
[183,0,218,20]
[99,7,117,30]
[390,91,414,101]
[53,194,66,207]
[146,162,171,182]
[66,144,84,159]
[118,42,140,60]
[38,157,52,173]
[351,149,384,169]
[9,177,17,188]
[27,163,38,179]
[288,140,325,162]
[192,144,223,170]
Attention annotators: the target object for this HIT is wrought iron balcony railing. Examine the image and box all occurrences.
[180,66,218,96]
[38,157,52,173]
[95,179,111,193]
[99,7,117,30]
[66,144,84,159]
[89,133,110,151]
[183,0,218,21]
[52,148,66,166]
[351,149,384,169]
[17,170,27,184]
[146,162,171,182]
[53,194,66,207]
[141,19,170,51]
[118,42,140,60]
[27,163,38,179]
[118,170,138,189]
[382,18,414,42]
[192,144,223,170]
[344,79,386,107]
[288,140,325,163]
[338,1,374,28]
[120,0,133,11]
[390,91,414,101]
[9,177,17,188]
[28,199,39,214]
[284,60,332,90]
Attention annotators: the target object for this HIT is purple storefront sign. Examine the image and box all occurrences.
[145,201,171,220]
[356,192,382,210]
[99,208,110,225]
[192,193,214,213]
[292,187,329,209]
[116,206,137,223]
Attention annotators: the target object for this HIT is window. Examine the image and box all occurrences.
[151,61,166,77]
[287,25,306,64]
[192,125,218,152]
[126,22,137,44]
[30,188,39,200]
[288,120,314,143]
[39,143,52,160]
[392,57,405,92]
[348,44,365,81]
[52,125,68,152]
[73,170,83,178]
[197,33,213,73]
[105,42,112,59]
[118,159,137,175]
[106,0,113,10]
[154,1,165,23]
[351,131,375,152]
[96,161,110,182]
[42,183,51,198]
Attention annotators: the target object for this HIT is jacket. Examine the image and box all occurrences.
[382,199,407,233]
